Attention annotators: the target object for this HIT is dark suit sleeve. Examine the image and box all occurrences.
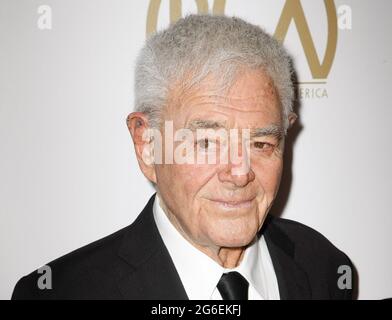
[324,244,355,300]
[335,252,355,300]
[11,275,40,300]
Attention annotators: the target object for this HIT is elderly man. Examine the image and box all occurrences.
[12,14,353,300]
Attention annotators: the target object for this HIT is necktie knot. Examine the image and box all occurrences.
[217,271,249,300]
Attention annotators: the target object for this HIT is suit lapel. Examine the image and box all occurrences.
[262,216,312,299]
[116,193,188,300]
[115,194,311,300]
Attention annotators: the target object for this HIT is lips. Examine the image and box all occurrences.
[208,197,255,209]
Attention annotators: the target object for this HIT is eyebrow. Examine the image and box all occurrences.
[250,124,284,141]
[185,119,227,131]
[185,119,284,140]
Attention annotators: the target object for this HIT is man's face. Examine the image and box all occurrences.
[154,69,284,250]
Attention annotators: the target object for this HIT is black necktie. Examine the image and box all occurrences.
[217,271,249,300]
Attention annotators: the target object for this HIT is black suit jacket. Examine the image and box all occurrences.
[12,193,354,300]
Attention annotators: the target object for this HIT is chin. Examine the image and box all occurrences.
[211,229,257,248]
[200,211,260,248]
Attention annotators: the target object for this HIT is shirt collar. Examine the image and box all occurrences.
[153,193,266,299]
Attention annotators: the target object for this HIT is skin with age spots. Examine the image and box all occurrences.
[127,69,296,268]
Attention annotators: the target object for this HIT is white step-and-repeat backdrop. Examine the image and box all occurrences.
[1,0,391,299]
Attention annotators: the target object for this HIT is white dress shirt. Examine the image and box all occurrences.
[153,193,280,300]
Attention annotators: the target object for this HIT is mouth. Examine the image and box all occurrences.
[208,197,255,209]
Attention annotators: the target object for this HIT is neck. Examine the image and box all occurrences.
[216,246,247,268]
[171,217,248,268]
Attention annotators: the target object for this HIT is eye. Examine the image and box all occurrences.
[254,141,268,149]
[253,141,275,154]
[197,138,216,151]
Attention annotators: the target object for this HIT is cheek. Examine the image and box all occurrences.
[157,163,217,205]
[253,158,283,194]
[174,163,217,193]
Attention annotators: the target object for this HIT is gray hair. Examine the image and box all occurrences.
[134,14,294,132]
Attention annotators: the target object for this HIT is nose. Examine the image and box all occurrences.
[217,139,255,188]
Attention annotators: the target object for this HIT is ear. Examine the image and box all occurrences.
[126,112,157,184]
[288,112,298,129]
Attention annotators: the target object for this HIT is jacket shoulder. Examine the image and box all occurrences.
[11,223,132,300]
[270,216,349,259]
[267,216,354,299]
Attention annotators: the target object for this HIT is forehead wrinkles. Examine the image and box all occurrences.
[164,70,280,119]
[193,94,278,112]
[171,89,280,116]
